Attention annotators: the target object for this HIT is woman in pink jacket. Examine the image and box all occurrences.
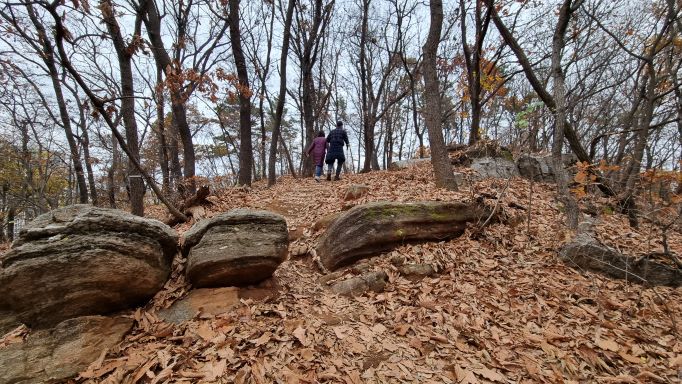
[306,131,328,182]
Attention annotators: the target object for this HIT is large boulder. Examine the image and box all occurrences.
[517,154,577,182]
[470,157,519,179]
[182,209,289,288]
[0,315,133,384]
[317,201,488,270]
[0,205,178,328]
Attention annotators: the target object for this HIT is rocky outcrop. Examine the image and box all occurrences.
[560,233,682,287]
[0,205,178,328]
[317,201,488,270]
[0,316,133,384]
[448,141,513,166]
[471,157,519,179]
[183,209,289,288]
[388,158,431,170]
[517,154,577,182]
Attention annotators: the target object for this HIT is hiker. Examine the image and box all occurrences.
[306,130,328,182]
[325,120,349,181]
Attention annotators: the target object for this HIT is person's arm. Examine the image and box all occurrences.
[343,130,349,147]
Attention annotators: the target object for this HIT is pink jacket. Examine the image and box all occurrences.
[307,137,328,165]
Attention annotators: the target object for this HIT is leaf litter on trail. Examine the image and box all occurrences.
[2,163,679,383]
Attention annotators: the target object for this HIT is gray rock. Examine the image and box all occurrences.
[398,263,437,278]
[560,234,682,287]
[183,209,289,288]
[388,158,431,170]
[329,271,388,296]
[317,201,489,270]
[0,205,178,328]
[0,311,21,336]
[0,315,133,384]
[470,157,519,179]
[517,154,577,182]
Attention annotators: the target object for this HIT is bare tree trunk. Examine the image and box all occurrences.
[268,0,296,186]
[25,4,88,204]
[460,0,491,145]
[551,0,581,230]
[359,0,371,172]
[228,0,253,186]
[81,121,98,206]
[101,0,144,216]
[141,0,196,194]
[108,134,118,209]
[280,130,298,178]
[155,66,170,194]
[257,4,275,181]
[423,0,457,190]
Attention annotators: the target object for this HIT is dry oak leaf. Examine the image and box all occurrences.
[474,367,506,382]
[293,326,307,346]
[596,337,620,352]
[454,365,480,384]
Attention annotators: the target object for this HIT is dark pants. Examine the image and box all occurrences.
[325,153,345,176]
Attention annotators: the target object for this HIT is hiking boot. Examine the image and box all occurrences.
[314,176,320,182]
[334,175,341,181]
[326,174,332,181]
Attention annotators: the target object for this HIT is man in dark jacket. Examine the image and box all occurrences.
[325,121,349,181]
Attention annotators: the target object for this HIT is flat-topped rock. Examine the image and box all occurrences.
[317,201,489,270]
[0,205,178,328]
[183,209,289,288]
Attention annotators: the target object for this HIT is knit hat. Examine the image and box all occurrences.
[336,120,343,127]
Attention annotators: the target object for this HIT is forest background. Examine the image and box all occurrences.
[0,0,680,236]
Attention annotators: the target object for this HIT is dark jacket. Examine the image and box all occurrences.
[307,137,328,165]
[326,127,349,157]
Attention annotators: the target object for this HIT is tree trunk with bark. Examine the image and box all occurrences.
[551,0,581,230]
[460,0,491,145]
[141,0,196,195]
[228,0,253,186]
[26,4,88,204]
[101,0,145,216]
[423,0,457,190]
[268,0,296,186]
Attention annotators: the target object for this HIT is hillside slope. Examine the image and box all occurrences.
[4,164,682,383]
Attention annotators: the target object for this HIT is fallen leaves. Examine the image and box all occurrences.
[5,164,675,383]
